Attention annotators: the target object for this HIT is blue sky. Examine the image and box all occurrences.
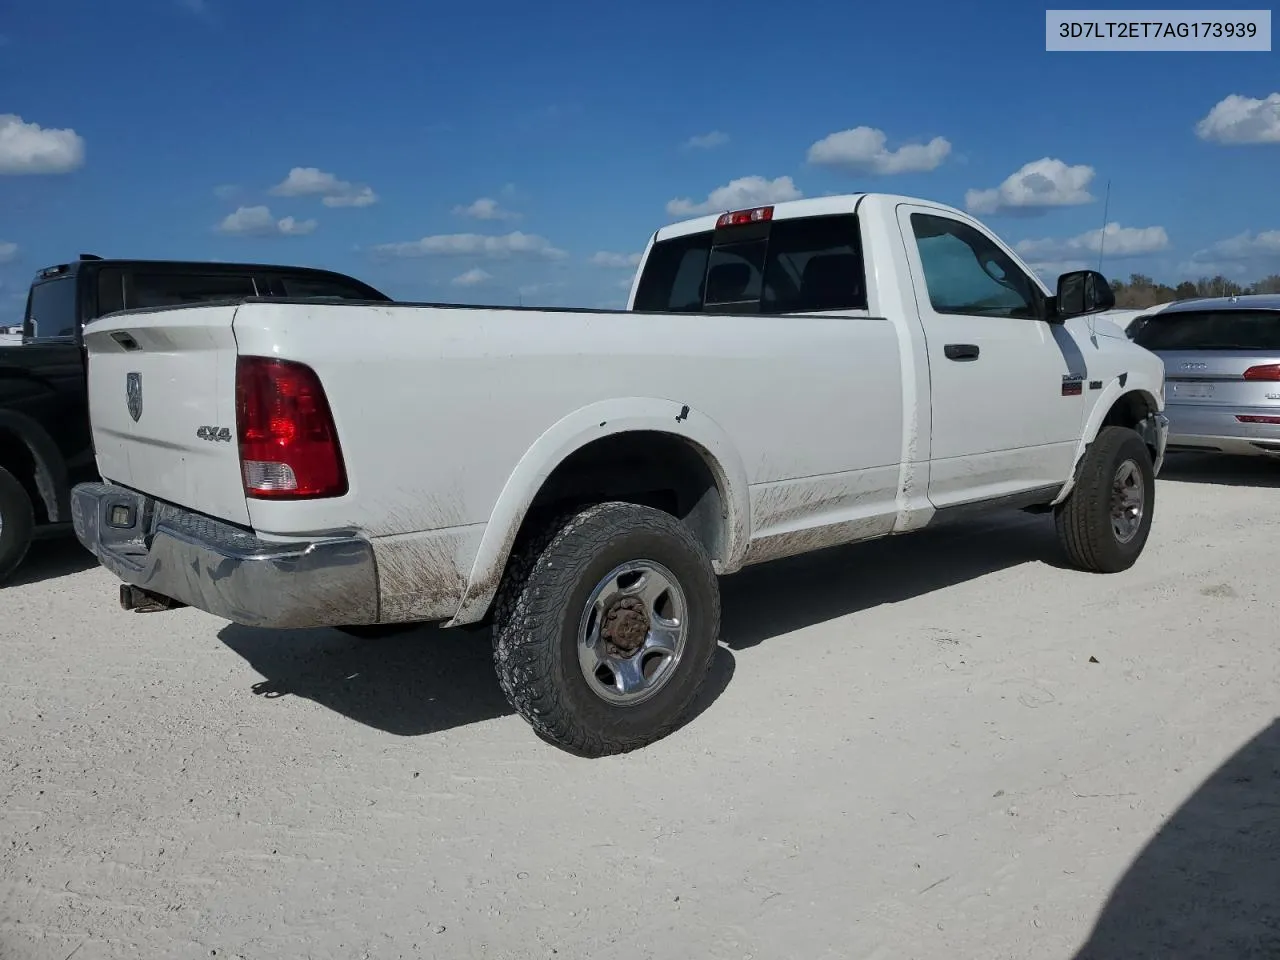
[2,0,1278,319]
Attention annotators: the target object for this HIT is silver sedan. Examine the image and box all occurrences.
[1129,294,1280,458]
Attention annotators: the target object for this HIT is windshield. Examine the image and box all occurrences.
[1132,309,1280,351]
[24,276,78,339]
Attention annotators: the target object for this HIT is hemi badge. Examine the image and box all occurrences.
[1089,380,1103,390]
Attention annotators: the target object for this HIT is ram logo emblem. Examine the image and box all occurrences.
[126,372,143,422]
[197,426,233,443]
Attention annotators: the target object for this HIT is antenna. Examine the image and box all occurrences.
[1096,179,1112,273]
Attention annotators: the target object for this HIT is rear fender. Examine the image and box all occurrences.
[0,411,69,523]
[445,397,751,627]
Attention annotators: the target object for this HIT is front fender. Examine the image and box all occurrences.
[444,397,752,627]
[1053,377,1163,505]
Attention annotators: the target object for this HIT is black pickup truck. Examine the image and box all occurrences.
[0,255,391,583]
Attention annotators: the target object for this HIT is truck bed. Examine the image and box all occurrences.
[82,296,909,620]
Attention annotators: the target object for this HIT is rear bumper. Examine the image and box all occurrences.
[1165,403,1280,457]
[70,481,379,628]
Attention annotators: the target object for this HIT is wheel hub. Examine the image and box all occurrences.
[600,596,648,656]
[577,560,690,707]
[1110,458,1145,544]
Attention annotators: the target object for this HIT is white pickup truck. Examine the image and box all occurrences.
[72,193,1168,756]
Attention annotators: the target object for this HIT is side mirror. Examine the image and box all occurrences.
[1055,269,1115,320]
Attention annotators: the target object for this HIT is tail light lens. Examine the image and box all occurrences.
[235,356,347,499]
[1243,364,1280,381]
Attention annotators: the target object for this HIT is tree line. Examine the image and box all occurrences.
[1108,273,1280,309]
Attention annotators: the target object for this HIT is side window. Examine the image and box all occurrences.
[910,213,1040,320]
[24,276,78,339]
[124,272,257,309]
[273,274,377,300]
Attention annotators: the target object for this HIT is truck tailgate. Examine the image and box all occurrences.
[83,304,250,526]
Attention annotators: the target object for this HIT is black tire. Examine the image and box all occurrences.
[0,464,35,586]
[491,501,721,757]
[1055,425,1155,573]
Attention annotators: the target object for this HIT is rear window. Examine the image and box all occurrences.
[633,214,867,314]
[124,272,257,310]
[272,274,383,300]
[24,276,78,339]
[1132,309,1280,351]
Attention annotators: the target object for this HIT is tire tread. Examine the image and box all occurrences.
[1055,426,1153,573]
[490,501,719,757]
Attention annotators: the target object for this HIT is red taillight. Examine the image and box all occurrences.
[1236,415,1280,424]
[1243,364,1280,381]
[235,356,347,499]
[715,205,773,228]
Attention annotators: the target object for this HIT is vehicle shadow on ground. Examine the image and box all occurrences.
[6,538,97,587]
[720,510,1062,650]
[1072,718,1280,959]
[218,621,736,739]
[1159,452,1280,488]
[217,510,1061,737]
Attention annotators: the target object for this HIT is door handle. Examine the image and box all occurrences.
[944,343,980,361]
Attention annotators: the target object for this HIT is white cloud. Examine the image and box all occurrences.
[322,186,376,208]
[590,251,642,268]
[0,114,85,175]
[216,205,317,237]
[453,197,519,221]
[807,126,951,174]
[213,183,241,200]
[666,175,802,218]
[684,130,729,149]
[1175,229,1280,281]
[618,275,637,289]
[372,231,568,260]
[451,267,492,287]
[1208,229,1280,258]
[1195,93,1280,144]
[269,167,378,207]
[0,241,17,263]
[1016,222,1170,261]
[964,158,1096,215]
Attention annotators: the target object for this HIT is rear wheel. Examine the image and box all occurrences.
[491,501,721,757]
[1055,426,1155,573]
[0,465,35,585]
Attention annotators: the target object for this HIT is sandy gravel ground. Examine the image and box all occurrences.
[2,453,1278,960]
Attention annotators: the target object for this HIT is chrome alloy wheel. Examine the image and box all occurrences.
[1110,458,1145,544]
[576,559,688,706]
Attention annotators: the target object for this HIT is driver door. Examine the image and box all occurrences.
[896,204,1085,509]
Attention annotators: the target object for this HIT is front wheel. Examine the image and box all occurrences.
[1055,426,1155,573]
[490,501,721,757]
